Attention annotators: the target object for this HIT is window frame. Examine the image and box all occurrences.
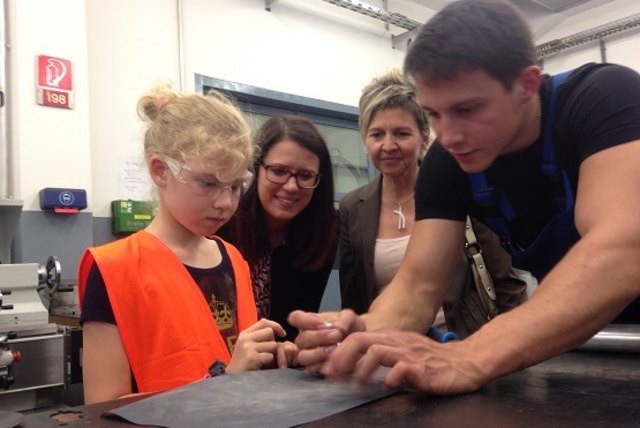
[194,74,377,200]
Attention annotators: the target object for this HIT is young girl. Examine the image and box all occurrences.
[222,115,337,342]
[78,86,295,404]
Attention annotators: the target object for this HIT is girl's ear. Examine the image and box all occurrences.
[149,155,169,188]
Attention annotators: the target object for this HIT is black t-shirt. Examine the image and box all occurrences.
[416,63,640,246]
[269,243,333,342]
[218,225,334,343]
[80,237,240,353]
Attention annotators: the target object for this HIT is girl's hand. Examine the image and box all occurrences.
[226,318,286,373]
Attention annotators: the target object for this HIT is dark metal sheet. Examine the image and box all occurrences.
[106,368,395,428]
[17,351,640,427]
[0,410,23,428]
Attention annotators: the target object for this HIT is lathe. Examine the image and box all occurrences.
[0,199,79,412]
[0,257,69,411]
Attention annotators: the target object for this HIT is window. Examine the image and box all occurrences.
[195,74,374,201]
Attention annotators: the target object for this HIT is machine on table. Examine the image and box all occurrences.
[0,199,81,412]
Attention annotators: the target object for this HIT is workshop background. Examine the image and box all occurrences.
[1,0,640,411]
[2,0,639,277]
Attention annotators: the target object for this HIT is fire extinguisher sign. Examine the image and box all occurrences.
[36,55,74,109]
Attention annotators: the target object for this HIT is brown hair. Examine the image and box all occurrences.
[404,0,535,90]
[226,115,337,271]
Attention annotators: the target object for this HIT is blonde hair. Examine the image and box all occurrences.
[137,84,253,182]
[358,68,429,140]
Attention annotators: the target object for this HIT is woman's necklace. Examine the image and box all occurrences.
[383,192,414,230]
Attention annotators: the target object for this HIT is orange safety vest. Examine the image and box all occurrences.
[78,231,257,393]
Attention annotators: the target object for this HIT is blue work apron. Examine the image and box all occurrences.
[469,70,577,281]
[468,71,640,323]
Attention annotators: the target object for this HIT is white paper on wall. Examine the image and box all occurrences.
[118,156,152,200]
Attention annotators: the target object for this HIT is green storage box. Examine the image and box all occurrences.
[112,199,156,234]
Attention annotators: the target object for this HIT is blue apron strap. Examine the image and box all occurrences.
[469,69,575,245]
[469,172,515,241]
[542,70,575,210]
[542,70,572,170]
[468,173,491,205]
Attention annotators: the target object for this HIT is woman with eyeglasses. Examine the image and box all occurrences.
[222,115,338,342]
[78,86,297,404]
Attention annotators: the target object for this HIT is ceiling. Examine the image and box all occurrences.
[392,0,638,58]
[309,0,620,37]
[350,0,615,41]
[309,0,629,54]
[518,0,593,12]
[304,0,635,58]
[408,0,604,15]
[405,0,617,34]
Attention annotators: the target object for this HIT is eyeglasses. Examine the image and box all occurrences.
[165,157,253,200]
[262,164,320,189]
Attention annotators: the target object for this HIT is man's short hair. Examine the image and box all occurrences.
[404,0,536,89]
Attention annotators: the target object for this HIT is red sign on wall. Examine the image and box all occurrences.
[37,88,72,109]
[36,55,74,109]
[37,55,73,91]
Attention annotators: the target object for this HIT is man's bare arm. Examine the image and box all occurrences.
[363,218,465,333]
[318,141,640,394]
[468,140,640,379]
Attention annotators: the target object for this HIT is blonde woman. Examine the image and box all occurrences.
[338,70,442,323]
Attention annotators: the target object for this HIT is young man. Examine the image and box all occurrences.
[289,0,640,395]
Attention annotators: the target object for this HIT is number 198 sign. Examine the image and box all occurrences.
[36,55,74,109]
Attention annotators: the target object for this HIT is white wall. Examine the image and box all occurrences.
[83,0,422,217]
[85,0,180,217]
[8,0,640,220]
[8,0,91,210]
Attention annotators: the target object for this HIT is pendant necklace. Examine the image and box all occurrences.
[384,192,414,230]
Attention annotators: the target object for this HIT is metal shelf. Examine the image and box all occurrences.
[536,12,640,59]
[268,0,640,57]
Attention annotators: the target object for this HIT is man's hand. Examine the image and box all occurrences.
[288,309,366,373]
[321,330,490,395]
